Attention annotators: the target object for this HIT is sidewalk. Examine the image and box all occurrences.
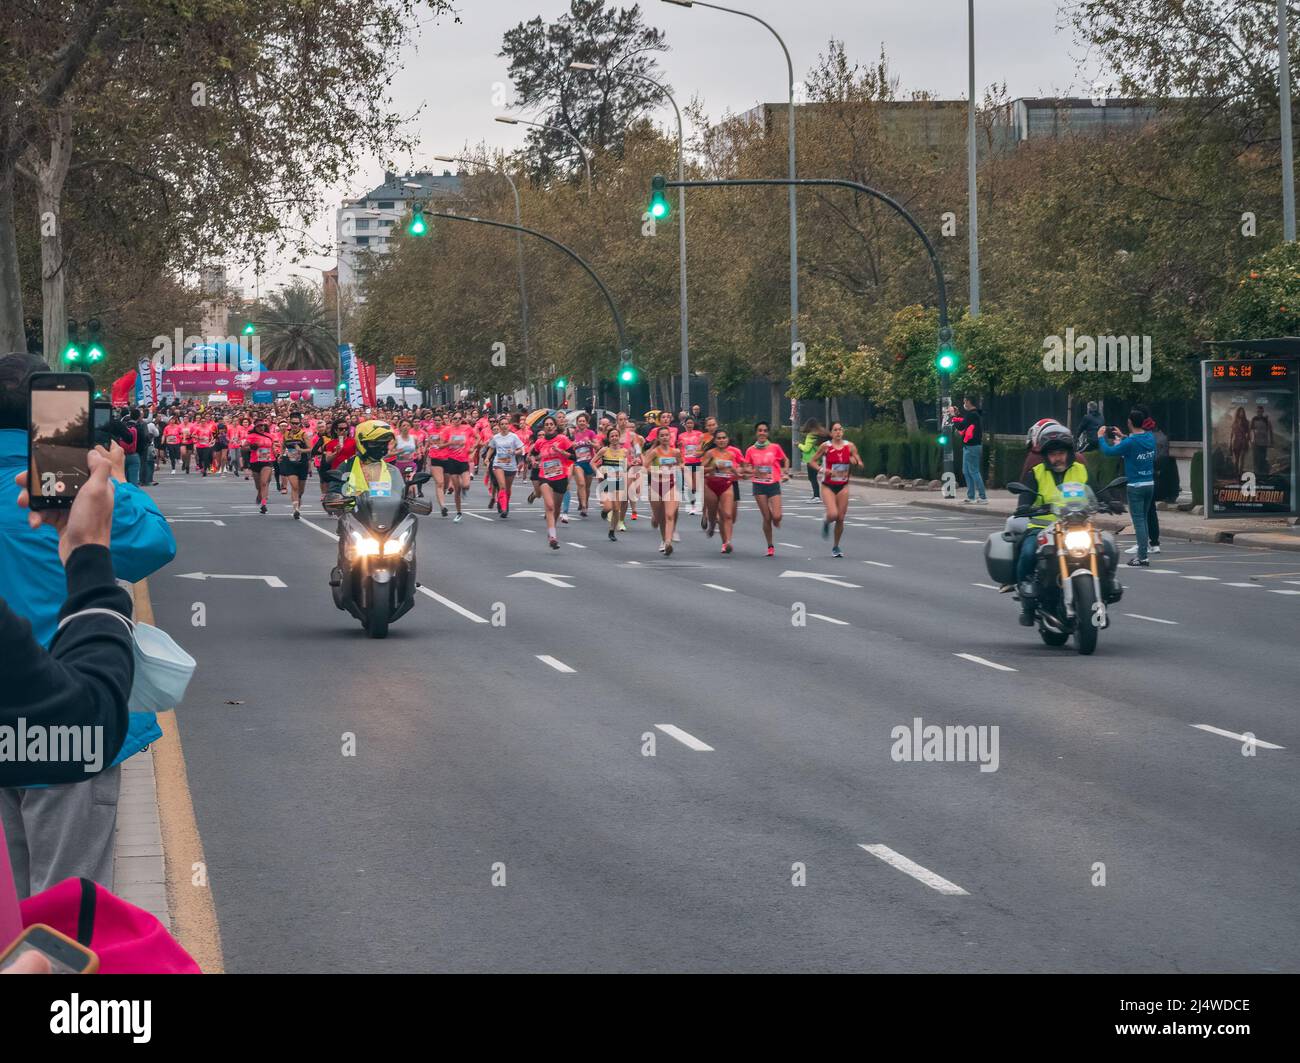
[847,477,1300,552]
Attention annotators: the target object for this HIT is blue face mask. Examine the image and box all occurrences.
[55,612,196,713]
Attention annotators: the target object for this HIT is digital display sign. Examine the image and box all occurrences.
[1202,359,1299,518]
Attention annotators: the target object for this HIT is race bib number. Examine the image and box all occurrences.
[715,460,733,476]
[286,445,302,460]
[659,456,677,467]
[756,465,773,480]
[684,444,698,458]
[831,463,850,480]
[451,434,466,447]
[542,459,562,479]
[256,447,272,462]
[576,444,592,459]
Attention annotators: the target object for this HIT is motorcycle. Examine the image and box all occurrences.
[321,469,433,638]
[983,477,1127,655]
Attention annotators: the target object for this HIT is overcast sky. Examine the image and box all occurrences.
[240,0,1096,294]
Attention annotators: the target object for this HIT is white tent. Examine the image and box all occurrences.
[375,372,419,404]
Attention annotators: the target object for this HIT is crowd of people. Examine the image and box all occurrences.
[125,398,867,558]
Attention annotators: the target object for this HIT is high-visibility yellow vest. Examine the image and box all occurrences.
[344,457,395,498]
[1029,461,1088,527]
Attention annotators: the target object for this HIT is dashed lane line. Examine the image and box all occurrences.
[858,844,969,896]
[1191,724,1284,750]
[954,652,1017,673]
[537,655,576,674]
[654,724,714,751]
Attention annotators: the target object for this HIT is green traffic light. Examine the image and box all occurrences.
[935,346,958,372]
[242,322,256,336]
[648,174,671,220]
[937,433,950,446]
[407,207,427,237]
[86,343,105,364]
[555,378,567,389]
[62,344,82,364]
[619,365,637,384]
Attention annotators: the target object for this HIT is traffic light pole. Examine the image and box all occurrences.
[421,211,633,411]
[657,175,953,480]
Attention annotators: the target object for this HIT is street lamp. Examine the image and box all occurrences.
[435,154,533,406]
[495,115,593,196]
[572,60,692,416]
[661,0,801,467]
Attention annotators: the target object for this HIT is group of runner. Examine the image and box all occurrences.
[152,400,865,555]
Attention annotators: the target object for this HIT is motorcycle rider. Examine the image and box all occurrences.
[1014,424,1088,626]
[340,419,397,499]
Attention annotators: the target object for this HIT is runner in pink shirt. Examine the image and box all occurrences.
[442,415,475,522]
[678,417,704,515]
[570,411,599,518]
[531,415,573,548]
[742,420,789,557]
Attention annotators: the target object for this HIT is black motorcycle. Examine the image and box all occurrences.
[983,477,1127,655]
[322,469,433,638]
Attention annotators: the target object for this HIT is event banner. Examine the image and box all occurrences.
[339,343,364,408]
[1202,359,1298,518]
[135,359,157,406]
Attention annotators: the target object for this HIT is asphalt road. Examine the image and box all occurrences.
[143,467,1300,972]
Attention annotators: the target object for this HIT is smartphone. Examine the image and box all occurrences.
[0,923,99,974]
[28,372,94,510]
[93,400,112,448]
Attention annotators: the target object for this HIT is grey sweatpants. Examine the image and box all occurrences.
[0,765,120,899]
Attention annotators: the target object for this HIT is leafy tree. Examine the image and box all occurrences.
[255,283,337,370]
[1213,241,1300,339]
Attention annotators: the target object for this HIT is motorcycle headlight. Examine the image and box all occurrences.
[383,529,411,555]
[350,531,381,556]
[1064,530,1093,554]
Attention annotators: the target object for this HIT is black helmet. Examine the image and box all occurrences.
[1038,424,1075,457]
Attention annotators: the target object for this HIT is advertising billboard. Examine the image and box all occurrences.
[1202,359,1298,518]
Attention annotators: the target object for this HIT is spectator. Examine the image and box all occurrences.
[797,419,828,500]
[949,397,987,503]
[1076,401,1103,452]
[0,353,176,898]
[1129,410,1168,555]
[1098,409,1156,567]
[2,449,133,788]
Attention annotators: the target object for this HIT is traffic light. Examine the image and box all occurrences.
[407,204,427,237]
[937,431,950,447]
[85,319,104,364]
[62,319,81,364]
[555,377,567,390]
[242,322,256,336]
[648,174,671,220]
[935,345,958,372]
[618,363,637,385]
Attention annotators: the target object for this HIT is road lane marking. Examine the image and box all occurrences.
[508,571,574,588]
[417,586,489,623]
[519,528,537,534]
[858,844,969,895]
[862,560,893,568]
[1143,568,1180,574]
[779,571,862,588]
[654,724,714,751]
[566,542,588,548]
[703,583,734,593]
[1125,613,1178,624]
[1191,725,1284,750]
[1182,575,1218,581]
[779,542,802,548]
[954,653,1017,672]
[166,518,226,526]
[1269,589,1300,595]
[1224,582,1262,588]
[175,572,286,588]
[909,531,934,536]
[808,613,849,625]
[971,582,1000,591]
[935,536,960,540]
[536,655,575,674]
[464,512,494,521]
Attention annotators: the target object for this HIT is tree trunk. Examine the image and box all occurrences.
[25,109,74,367]
[902,398,919,433]
[0,165,24,354]
[770,380,781,426]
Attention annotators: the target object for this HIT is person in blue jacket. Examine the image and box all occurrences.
[1097,408,1156,567]
[0,353,177,898]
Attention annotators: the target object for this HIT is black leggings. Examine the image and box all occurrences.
[806,463,820,498]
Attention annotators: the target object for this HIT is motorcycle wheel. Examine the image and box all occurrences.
[1072,579,1099,655]
[365,579,393,639]
[1038,628,1069,647]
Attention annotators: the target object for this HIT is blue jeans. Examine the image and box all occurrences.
[124,452,141,486]
[1016,528,1040,583]
[962,444,986,500]
[1127,484,1154,561]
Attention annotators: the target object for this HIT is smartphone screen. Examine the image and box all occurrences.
[0,925,98,974]
[93,401,112,448]
[28,372,94,509]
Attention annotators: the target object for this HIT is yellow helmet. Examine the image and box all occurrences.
[355,419,395,460]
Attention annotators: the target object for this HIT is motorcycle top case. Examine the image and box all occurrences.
[984,530,1017,585]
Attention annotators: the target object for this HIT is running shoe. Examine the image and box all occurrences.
[831,546,843,558]
[500,510,508,519]
[441,506,448,518]
[618,520,627,532]
[560,514,569,524]
[260,503,267,514]
[579,509,588,519]
[453,513,463,523]
[608,529,617,542]
[549,536,559,550]
[527,491,537,504]
[658,543,665,553]
[293,510,301,521]
[630,511,638,520]
[700,513,708,530]
[664,542,673,556]
[706,523,716,538]
[672,532,681,542]
[766,546,775,558]
[722,542,733,554]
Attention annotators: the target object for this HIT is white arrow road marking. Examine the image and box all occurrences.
[654,724,714,751]
[1125,613,1178,624]
[1192,724,1284,750]
[1224,582,1262,588]
[299,519,486,623]
[808,613,849,625]
[536,655,575,674]
[175,572,285,588]
[166,518,226,526]
[508,571,574,588]
[954,653,1017,672]
[858,844,969,895]
[779,571,862,588]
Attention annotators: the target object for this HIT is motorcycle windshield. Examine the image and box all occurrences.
[1052,482,1097,519]
[354,492,406,533]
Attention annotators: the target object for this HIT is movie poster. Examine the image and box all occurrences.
[1203,361,1298,518]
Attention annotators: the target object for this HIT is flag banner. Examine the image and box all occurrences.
[339,343,364,408]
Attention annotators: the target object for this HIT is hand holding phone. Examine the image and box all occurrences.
[0,924,99,974]
[15,447,117,563]
[27,372,93,509]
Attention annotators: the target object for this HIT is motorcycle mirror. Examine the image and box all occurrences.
[409,472,432,486]
[1103,475,1128,492]
[407,498,433,516]
[1006,482,1031,495]
[321,493,355,514]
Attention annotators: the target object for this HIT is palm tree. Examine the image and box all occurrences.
[256,282,337,370]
